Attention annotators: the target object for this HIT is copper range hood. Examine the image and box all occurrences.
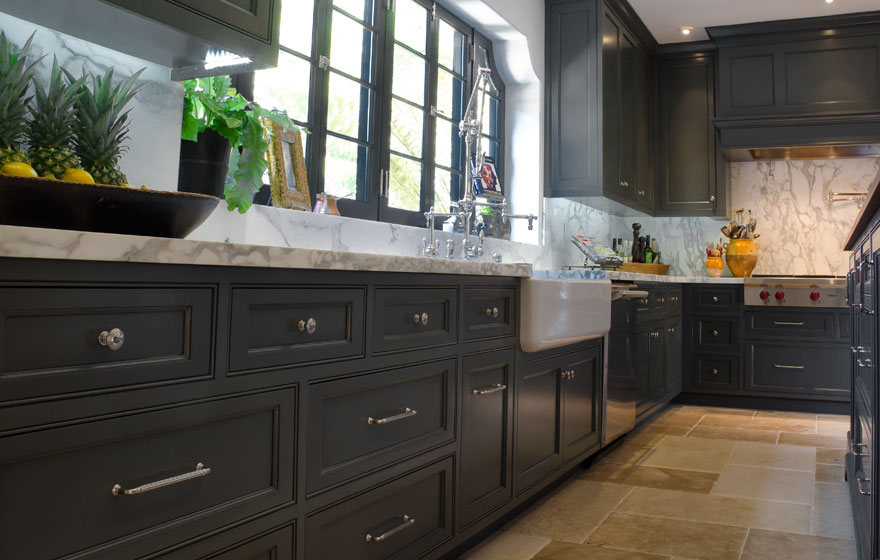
[742,144,880,162]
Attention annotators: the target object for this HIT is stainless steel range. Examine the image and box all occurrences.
[744,275,847,308]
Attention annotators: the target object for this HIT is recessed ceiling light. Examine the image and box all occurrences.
[825,0,834,3]
[679,26,694,36]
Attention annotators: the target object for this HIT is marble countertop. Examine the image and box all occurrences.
[607,271,745,284]
[0,225,533,277]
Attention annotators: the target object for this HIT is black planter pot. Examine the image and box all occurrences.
[178,129,231,198]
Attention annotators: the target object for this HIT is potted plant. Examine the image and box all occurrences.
[179,75,297,213]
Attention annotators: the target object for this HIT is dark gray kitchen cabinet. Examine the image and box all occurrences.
[561,346,601,461]
[656,50,728,217]
[647,326,666,405]
[155,523,294,560]
[460,349,514,529]
[634,329,651,414]
[665,319,682,396]
[635,46,654,209]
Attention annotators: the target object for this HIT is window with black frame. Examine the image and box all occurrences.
[253,0,505,226]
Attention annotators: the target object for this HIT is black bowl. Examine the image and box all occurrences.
[0,175,220,239]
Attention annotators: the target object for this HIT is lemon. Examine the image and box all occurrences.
[1,162,38,177]
[62,168,95,184]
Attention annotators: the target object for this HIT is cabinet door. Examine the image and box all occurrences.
[657,54,721,216]
[171,0,276,42]
[635,330,651,415]
[460,349,514,529]
[562,346,601,461]
[618,28,638,202]
[635,46,653,210]
[515,357,563,495]
[648,327,667,404]
[602,10,622,197]
[665,319,682,397]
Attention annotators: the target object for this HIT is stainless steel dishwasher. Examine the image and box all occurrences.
[603,284,647,446]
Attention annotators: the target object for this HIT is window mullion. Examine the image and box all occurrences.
[423,3,440,214]
[311,0,333,203]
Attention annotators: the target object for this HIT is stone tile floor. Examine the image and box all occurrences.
[461,405,856,560]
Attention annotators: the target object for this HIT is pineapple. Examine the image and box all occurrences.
[67,67,144,185]
[27,57,83,177]
[0,32,40,166]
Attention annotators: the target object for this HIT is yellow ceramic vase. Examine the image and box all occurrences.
[705,256,724,277]
[724,239,759,278]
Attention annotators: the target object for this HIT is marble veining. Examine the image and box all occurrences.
[607,271,745,284]
[0,225,532,277]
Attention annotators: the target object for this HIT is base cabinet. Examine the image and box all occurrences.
[157,524,295,560]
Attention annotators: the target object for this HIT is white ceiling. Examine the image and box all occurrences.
[629,0,880,43]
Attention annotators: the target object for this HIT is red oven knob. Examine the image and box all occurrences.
[775,291,785,301]
[810,290,821,301]
[760,290,770,300]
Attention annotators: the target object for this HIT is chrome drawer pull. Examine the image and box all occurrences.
[773,364,805,370]
[365,515,415,543]
[774,321,804,326]
[412,313,429,326]
[712,330,719,337]
[712,296,719,303]
[298,318,317,335]
[98,328,125,351]
[858,359,873,368]
[473,383,506,396]
[853,346,867,354]
[858,477,872,496]
[711,368,719,375]
[367,407,418,425]
[111,463,210,496]
[485,306,500,318]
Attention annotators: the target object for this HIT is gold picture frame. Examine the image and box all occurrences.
[265,119,311,211]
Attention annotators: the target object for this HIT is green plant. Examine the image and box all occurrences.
[181,76,297,213]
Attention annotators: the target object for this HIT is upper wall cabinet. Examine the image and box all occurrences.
[546,0,655,215]
[1,0,281,79]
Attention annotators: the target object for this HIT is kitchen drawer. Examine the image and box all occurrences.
[693,316,738,350]
[305,457,454,560]
[691,355,739,392]
[0,389,295,560]
[667,287,682,315]
[156,524,294,560]
[635,287,653,315]
[228,287,365,372]
[0,286,213,402]
[652,288,669,314]
[745,341,850,397]
[837,310,851,339]
[463,287,516,341]
[306,358,455,495]
[693,287,741,312]
[745,310,835,339]
[373,287,458,353]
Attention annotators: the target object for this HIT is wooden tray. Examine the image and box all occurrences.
[618,262,671,275]
[0,175,219,239]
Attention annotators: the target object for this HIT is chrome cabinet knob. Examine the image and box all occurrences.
[712,330,719,337]
[485,307,500,318]
[638,189,646,197]
[298,318,317,335]
[412,312,429,326]
[712,296,719,303]
[712,368,719,375]
[98,328,125,351]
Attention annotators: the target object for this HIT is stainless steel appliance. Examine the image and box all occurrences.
[603,284,647,445]
[744,275,847,308]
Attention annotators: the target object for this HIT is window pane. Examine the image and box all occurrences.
[394,0,428,54]
[476,45,500,96]
[390,99,424,158]
[389,155,422,211]
[330,11,375,82]
[438,20,467,76]
[485,140,501,169]
[325,135,367,200]
[333,0,374,25]
[434,168,458,211]
[279,0,314,55]
[392,46,426,105]
[480,95,501,139]
[437,69,465,122]
[434,120,462,170]
[253,51,311,123]
[327,73,372,141]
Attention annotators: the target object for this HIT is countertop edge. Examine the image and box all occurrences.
[844,166,880,250]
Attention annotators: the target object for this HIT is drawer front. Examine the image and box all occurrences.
[156,524,295,560]
[228,287,365,372]
[0,389,295,560]
[306,359,456,494]
[652,288,668,314]
[635,287,653,315]
[0,286,213,402]
[838,310,851,339]
[745,342,850,397]
[305,458,454,560]
[694,287,740,312]
[745,310,835,339]
[373,288,458,353]
[694,316,738,350]
[667,288,682,315]
[463,287,516,341]
[692,355,738,392]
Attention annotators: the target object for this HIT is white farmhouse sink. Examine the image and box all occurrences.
[520,276,612,353]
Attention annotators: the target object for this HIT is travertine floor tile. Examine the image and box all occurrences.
[532,541,669,559]
[687,425,779,444]
[630,423,693,437]
[778,432,846,449]
[813,482,856,540]
[579,462,718,493]
[699,415,817,433]
[616,487,811,534]
[640,436,738,473]
[818,413,849,423]
[711,464,814,504]
[815,463,845,483]
[754,410,816,421]
[595,442,654,465]
[816,447,845,466]
[817,419,849,437]
[507,480,632,543]
[461,530,550,560]
[729,441,816,471]
[586,513,748,560]
[740,529,857,560]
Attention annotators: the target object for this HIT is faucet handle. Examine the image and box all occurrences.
[446,239,456,259]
